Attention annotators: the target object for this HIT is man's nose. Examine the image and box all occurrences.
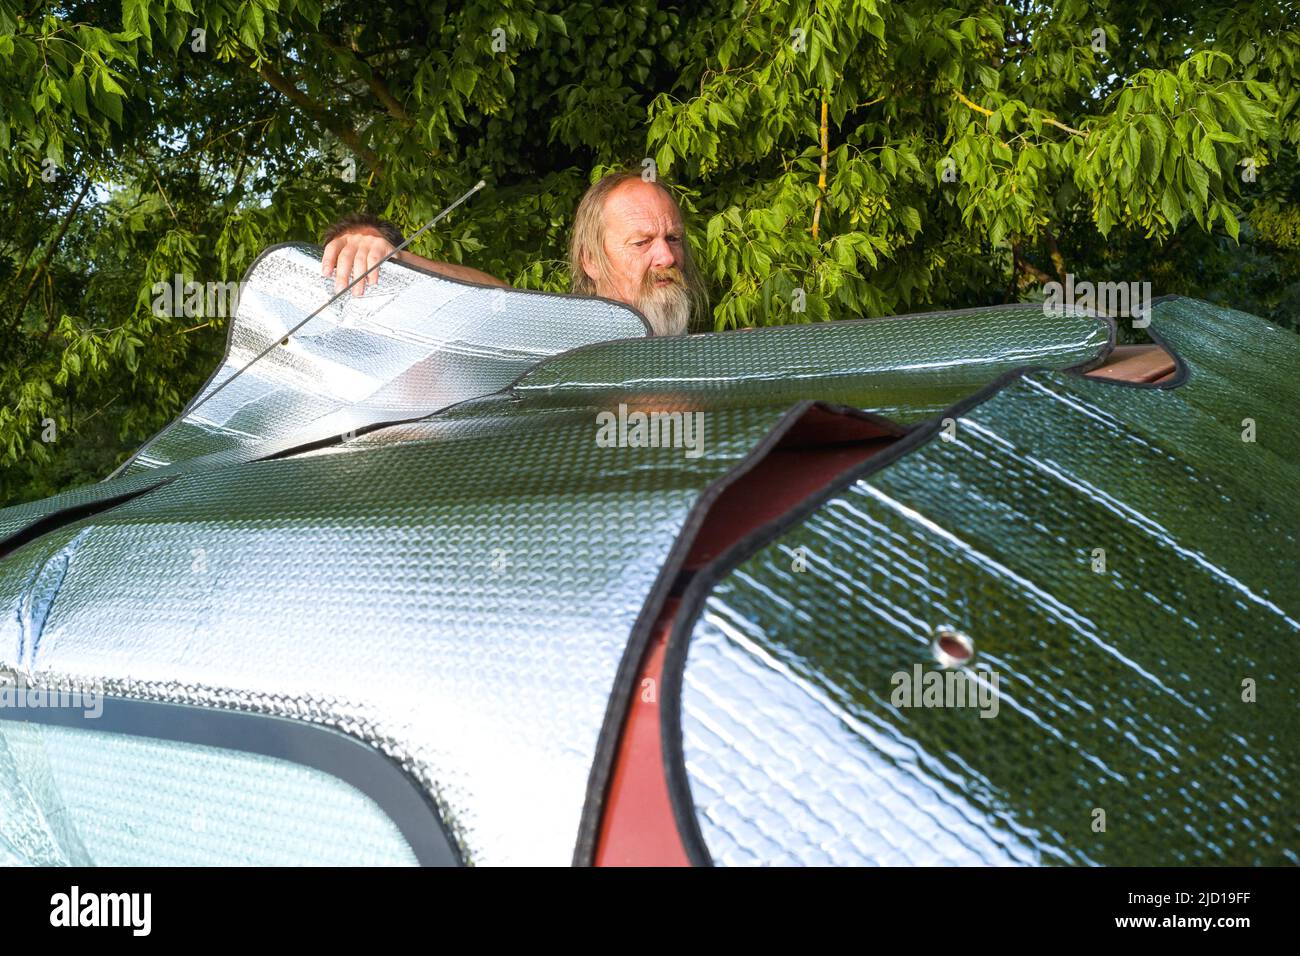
[649,238,676,269]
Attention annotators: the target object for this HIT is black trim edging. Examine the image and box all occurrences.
[0,481,175,562]
[569,400,911,865]
[0,694,462,866]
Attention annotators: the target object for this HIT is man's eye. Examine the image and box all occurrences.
[634,239,651,247]
[667,235,681,243]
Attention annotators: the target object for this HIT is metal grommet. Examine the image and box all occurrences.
[280,337,290,346]
[931,626,975,668]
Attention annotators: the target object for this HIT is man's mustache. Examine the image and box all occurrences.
[643,267,685,291]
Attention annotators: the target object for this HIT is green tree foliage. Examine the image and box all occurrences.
[1,0,1297,503]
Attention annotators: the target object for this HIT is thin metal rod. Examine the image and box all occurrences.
[181,180,488,421]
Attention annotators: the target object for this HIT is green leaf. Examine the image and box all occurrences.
[1155,73,1177,109]
[1207,130,1242,144]
[1159,187,1181,225]
[67,72,88,119]
[879,147,897,176]
[123,0,151,51]
[1186,159,1210,204]
[451,65,476,96]
[98,71,126,97]
[706,215,723,246]
[898,205,920,235]
[1196,135,1217,168]
[92,84,123,124]
[1141,113,1167,159]
[1221,205,1240,241]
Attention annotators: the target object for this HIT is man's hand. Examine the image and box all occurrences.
[321,226,394,298]
[318,212,509,291]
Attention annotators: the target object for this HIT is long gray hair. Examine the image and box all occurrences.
[568,170,709,330]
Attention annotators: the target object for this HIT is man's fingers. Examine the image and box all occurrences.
[351,240,375,298]
[325,232,396,297]
[363,243,385,294]
[334,244,358,295]
[321,237,341,277]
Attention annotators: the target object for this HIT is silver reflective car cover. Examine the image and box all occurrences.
[667,298,1299,866]
[3,303,1109,546]
[0,282,1115,865]
[515,303,1110,422]
[117,243,650,476]
[0,395,809,865]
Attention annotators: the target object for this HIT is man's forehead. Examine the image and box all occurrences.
[602,180,683,234]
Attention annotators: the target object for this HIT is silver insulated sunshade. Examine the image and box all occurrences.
[117,243,652,475]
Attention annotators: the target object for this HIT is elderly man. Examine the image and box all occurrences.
[319,171,707,335]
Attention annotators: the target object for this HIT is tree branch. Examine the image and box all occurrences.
[11,178,91,338]
[953,89,1086,137]
[6,240,40,310]
[1044,231,1067,283]
[134,147,179,224]
[255,57,384,173]
[812,95,829,241]
[320,36,412,124]
[953,88,995,116]
[1013,244,1053,284]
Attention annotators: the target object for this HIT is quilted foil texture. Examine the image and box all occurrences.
[2,297,1108,543]
[0,396,798,866]
[0,262,1173,868]
[1,439,325,544]
[118,243,649,476]
[674,298,1300,866]
[0,471,171,543]
[516,304,1110,422]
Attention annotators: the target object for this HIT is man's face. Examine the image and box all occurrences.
[584,180,691,335]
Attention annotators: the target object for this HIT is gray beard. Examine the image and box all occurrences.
[637,281,691,336]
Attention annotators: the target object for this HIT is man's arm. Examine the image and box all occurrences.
[319,212,508,296]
